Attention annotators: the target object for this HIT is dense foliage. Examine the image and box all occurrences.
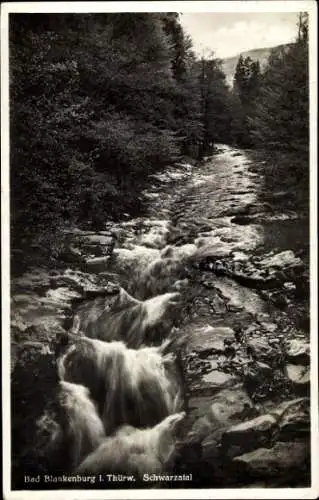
[232,13,309,152]
[10,13,202,251]
[9,12,309,259]
[199,56,233,154]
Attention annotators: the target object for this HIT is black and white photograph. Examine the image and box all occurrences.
[1,1,318,499]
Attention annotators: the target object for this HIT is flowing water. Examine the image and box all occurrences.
[11,145,310,488]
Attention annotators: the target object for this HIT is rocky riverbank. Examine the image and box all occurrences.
[10,145,310,489]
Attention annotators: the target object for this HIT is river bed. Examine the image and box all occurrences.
[10,145,310,489]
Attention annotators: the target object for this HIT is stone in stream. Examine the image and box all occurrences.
[232,441,310,483]
[285,339,310,365]
[271,398,310,440]
[188,325,235,354]
[198,370,240,396]
[221,414,278,459]
[259,250,302,269]
[285,364,310,389]
[186,384,257,467]
[246,337,278,361]
[245,360,273,380]
[81,233,115,248]
[259,321,278,333]
[209,384,256,425]
[85,256,111,273]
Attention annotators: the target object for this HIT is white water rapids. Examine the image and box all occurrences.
[30,145,308,485]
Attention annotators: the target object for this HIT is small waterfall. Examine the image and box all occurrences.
[58,337,184,434]
[72,288,181,347]
[58,381,105,469]
[36,381,105,472]
[76,412,186,478]
[134,244,197,299]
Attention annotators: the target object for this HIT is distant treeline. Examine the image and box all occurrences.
[9,13,309,255]
[232,12,309,150]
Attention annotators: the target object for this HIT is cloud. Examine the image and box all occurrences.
[181,14,298,58]
[211,21,296,57]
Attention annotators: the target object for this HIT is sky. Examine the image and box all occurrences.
[179,12,299,59]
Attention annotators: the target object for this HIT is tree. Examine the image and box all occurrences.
[248,13,308,151]
[161,13,203,156]
[199,54,233,154]
[10,13,182,251]
[232,55,262,146]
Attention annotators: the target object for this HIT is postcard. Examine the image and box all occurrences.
[1,1,318,499]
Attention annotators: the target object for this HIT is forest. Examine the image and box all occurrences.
[10,12,309,264]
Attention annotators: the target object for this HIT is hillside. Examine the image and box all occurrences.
[221,43,294,87]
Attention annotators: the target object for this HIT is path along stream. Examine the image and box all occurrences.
[11,145,310,489]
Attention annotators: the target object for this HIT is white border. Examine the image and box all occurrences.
[1,2,318,500]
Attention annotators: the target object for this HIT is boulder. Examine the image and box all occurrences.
[243,360,273,384]
[221,414,277,459]
[82,283,120,299]
[82,234,114,246]
[285,364,310,387]
[209,385,256,426]
[189,325,235,354]
[246,337,276,361]
[232,441,309,481]
[260,322,278,333]
[285,339,310,365]
[272,398,310,440]
[259,250,302,270]
[200,370,239,395]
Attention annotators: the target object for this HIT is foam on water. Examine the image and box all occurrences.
[58,337,183,434]
[72,288,180,346]
[76,412,186,476]
[37,381,106,470]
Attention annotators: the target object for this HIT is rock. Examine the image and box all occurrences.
[284,281,296,291]
[81,282,120,299]
[11,310,30,333]
[189,325,235,354]
[259,250,302,270]
[200,370,239,395]
[210,385,256,425]
[62,228,95,236]
[257,360,273,371]
[188,415,216,443]
[58,245,84,264]
[232,441,309,480]
[246,337,275,361]
[272,398,310,440]
[85,256,110,272]
[222,414,278,459]
[285,364,310,387]
[97,231,115,237]
[210,294,228,314]
[285,339,310,364]
[242,360,274,396]
[83,234,114,246]
[256,313,271,322]
[260,322,278,333]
